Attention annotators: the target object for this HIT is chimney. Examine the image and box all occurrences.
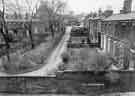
[121,0,132,14]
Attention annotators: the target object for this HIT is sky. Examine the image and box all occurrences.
[67,0,135,14]
[0,0,39,14]
[0,0,135,15]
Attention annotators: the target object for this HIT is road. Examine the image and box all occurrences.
[0,26,71,76]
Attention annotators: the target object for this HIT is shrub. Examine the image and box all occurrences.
[2,55,21,72]
[28,55,45,64]
[105,71,120,84]
[2,55,34,73]
[19,57,34,70]
[61,52,70,64]
[65,48,116,71]
[58,64,66,71]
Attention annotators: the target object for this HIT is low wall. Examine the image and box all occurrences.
[0,71,134,94]
[56,71,135,93]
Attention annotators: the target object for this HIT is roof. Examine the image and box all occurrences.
[5,19,40,22]
[88,16,105,21]
[104,12,135,21]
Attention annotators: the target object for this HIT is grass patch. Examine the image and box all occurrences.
[57,48,110,72]
[0,32,65,74]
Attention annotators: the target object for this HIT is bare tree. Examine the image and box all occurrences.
[3,0,24,16]
[98,8,103,16]
[3,0,40,49]
[37,0,66,38]
[24,0,40,49]
[0,0,10,60]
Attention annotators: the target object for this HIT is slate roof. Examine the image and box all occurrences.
[88,16,105,21]
[104,12,135,21]
[5,19,40,22]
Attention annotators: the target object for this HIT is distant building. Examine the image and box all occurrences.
[67,26,89,48]
[120,0,132,14]
[2,19,45,34]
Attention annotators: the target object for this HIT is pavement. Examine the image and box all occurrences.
[101,92,135,96]
[0,27,71,76]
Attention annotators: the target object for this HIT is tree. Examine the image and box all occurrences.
[3,0,24,17]
[24,12,29,19]
[98,8,103,16]
[93,12,97,18]
[3,0,40,49]
[24,0,40,49]
[0,0,10,60]
[37,0,66,38]
[13,12,18,19]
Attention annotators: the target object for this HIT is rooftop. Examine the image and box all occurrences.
[5,19,40,22]
[104,12,135,21]
[88,16,105,20]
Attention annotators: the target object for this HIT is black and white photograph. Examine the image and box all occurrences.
[0,0,135,95]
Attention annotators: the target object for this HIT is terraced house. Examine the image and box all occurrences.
[87,0,135,70]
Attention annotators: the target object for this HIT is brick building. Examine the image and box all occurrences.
[87,0,135,70]
[101,12,135,69]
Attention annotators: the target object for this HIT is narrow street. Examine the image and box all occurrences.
[0,27,71,76]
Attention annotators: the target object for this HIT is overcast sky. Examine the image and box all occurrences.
[67,0,135,14]
[0,0,135,15]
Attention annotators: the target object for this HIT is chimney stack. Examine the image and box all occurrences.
[121,0,132,14]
